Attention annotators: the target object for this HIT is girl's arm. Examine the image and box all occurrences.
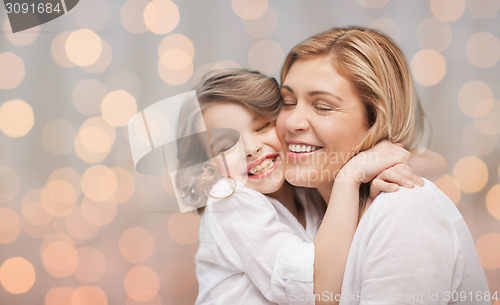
[313,141,422,304]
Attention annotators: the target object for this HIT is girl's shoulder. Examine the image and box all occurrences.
[204,179,275,213]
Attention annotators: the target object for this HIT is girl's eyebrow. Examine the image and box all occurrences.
[281,85,343,102]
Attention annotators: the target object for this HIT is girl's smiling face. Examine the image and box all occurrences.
[276,55,368,192]
[202,101,286,195]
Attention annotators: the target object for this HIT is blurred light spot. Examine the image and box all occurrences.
[121,0,149,34]
[434,175,461,205]
[453,156,488,193]
[430,0,466,21]
[65,29,103,67]
[124,266,160,302]
[110,167,135,204]
[127,295,162,305]
[192,61,241,86]
[357,0,390,8]
[0,52,25,89]
[0,257,35,294]
[476,233,500,269]
[3,19,39,46]
[167,213,200,245]
[41,233,74,252]
[49,167,82,196]
[73,0,110,31]
[75,117,116,164]
[467,0,500,18]
[45,287,75,305]
[73,247,106,283]
[42,240,79,278]
[162,259,196,296]
[160,49,192,70]
[52,32,74,68]
[81,165,117,202]
[461,121,496,156]
[22,220,53,239]
[476,99,500,135]
[248,39,284,76]
[144,0,179,35]
[416,17,452,51]
[0,99,34,137]
[466,32,500,69]
[43,180,77,217]
[71,286,108,305]
[40,188,71,217]
[0,166,20,203]
[73,79,107,116]
[486,184,500,220]
[81,197,117,226]
[242,6,278,39]
[457,81,494,118]
[65,207,100,241]
[82,39,112,74]
[158,34,194,58]
[21,189,53,226]
[232,0,268,20]
[42,119,77,156]
[119,227,155,263]
[105,69,140,98]
[101,90,137,127]
[0,207,20,244]
[158,57,193,85]
[368,18,401,43]
[410,49,446,86]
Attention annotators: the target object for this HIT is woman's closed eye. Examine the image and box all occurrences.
[314,102,335,113]
[282,99,296,107]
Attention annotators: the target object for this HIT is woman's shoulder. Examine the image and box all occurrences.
[367,178,463,225]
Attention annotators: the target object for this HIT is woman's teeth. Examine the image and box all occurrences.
[288,144,321,153]
[249,158,274,175]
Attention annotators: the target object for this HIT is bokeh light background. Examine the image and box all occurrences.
[1,0,500,304]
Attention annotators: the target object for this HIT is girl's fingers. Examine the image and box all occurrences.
[377,167,415,188]
[390,164,424,186]
[370,178,399,200]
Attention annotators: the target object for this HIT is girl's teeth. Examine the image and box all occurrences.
[249,158,275,175]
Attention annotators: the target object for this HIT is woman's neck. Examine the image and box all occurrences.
[268,182,306,228]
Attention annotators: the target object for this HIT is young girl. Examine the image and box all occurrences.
[175,69,438,304]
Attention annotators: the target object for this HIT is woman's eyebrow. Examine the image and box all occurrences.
[309,90,343,102]
[280,85,293,93]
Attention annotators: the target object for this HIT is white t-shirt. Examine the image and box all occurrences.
[195,181,324,305]
[339,178,489,305]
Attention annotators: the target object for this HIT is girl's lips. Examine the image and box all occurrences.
[246,154,280,179]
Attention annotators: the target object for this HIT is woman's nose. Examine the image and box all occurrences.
[285,105,310,133]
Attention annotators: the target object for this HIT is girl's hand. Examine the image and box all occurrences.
[369,163,425,199]
[338,140,411,185]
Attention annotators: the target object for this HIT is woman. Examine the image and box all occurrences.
[277,26,489,304]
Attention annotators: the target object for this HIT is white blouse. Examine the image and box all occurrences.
[195,181,323,305]
[339,179,489,305]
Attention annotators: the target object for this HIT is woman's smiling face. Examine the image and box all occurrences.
[276,55,368,191]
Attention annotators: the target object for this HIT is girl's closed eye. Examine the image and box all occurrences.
[256,122,271,132]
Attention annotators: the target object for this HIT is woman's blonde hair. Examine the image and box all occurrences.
[175,68,282,211]
[281,26,425,212]
[281,26,424,153]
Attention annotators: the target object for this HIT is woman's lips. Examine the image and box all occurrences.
[286,141,323,159]
[246,154,280,179]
